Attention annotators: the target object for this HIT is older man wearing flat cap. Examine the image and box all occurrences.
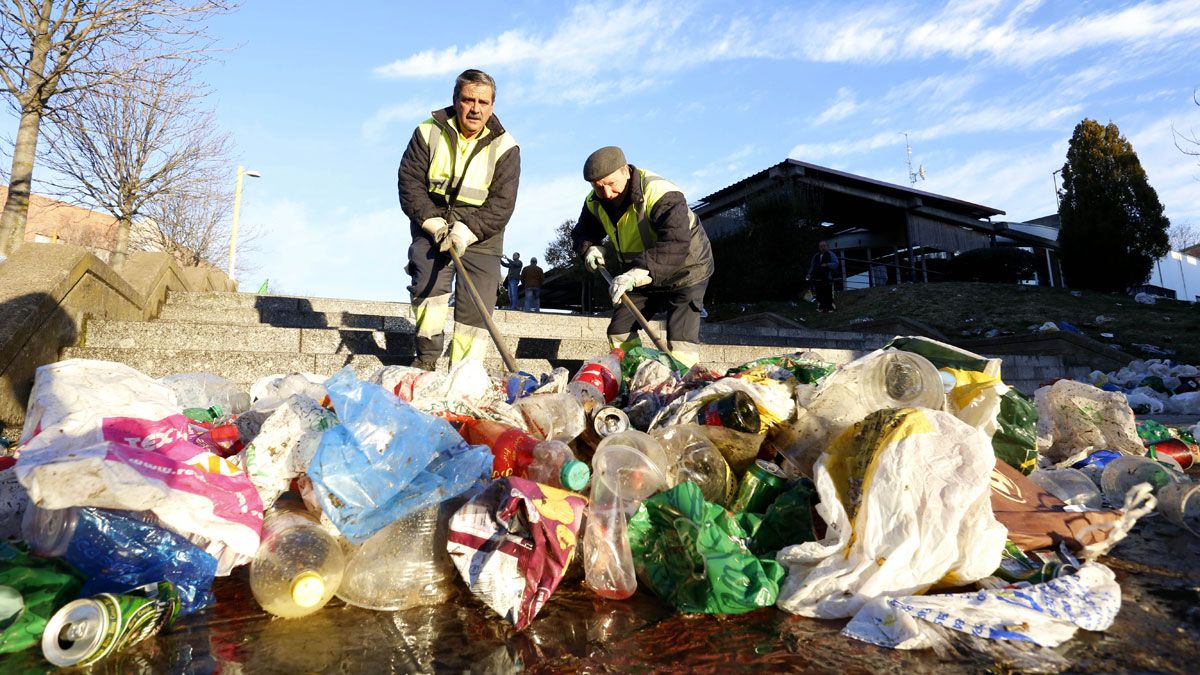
[570,146,714,367]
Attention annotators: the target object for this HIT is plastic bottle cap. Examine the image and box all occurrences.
[290,571,326,608]
[560,460,592,492]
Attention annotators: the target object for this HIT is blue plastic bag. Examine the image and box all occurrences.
[307,367,492,543]
[55,508,216,615]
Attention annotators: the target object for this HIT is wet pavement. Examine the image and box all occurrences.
[3,514,1197,674]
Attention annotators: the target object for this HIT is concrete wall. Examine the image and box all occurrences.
[0,243,235,428]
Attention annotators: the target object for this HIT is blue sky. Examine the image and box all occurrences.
[41,1,1200,298]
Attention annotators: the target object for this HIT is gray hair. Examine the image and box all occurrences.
[453,69,496,102]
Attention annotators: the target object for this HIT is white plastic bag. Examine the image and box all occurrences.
[843,563,1121,650]
[240,394,339,509]
[1034,380,1144,463]
[776,407,1005,619]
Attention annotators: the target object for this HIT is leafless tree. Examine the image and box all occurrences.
[1168,221,1199,252]
[1174,89,1200,168]
[39,61,232,265]
[137,173,231,266]
[0,0,232,256]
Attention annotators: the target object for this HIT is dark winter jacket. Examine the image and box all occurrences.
[397,107,521,256]
[570,165,713,290]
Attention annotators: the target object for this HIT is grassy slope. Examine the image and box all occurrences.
[707,282,1200,367]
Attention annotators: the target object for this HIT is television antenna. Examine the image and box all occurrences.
[904,132,926,187]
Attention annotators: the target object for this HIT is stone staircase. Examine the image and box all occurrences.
[61,291,1077,392]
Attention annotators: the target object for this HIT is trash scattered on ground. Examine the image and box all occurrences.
[1134,292,1157,305]
[0,336,1195,670]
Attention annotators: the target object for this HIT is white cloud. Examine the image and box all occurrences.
[804,0,1200,66]
[814,87,861,125]
[690,144,757,180]
[361,100,440,142]
[238,199,409,301]
[504,174,589,259]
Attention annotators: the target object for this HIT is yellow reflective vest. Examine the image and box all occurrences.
[418,118,518,206]
[583,169,698,261]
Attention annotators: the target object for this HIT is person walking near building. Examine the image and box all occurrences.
[398,69,520,370]
[571,146,714,368]
[501,252,523,309]
[521,257,544,311]
[806,240,839,313]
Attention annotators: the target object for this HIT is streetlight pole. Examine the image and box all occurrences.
[229,165,261,280]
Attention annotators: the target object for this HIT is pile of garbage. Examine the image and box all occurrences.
[1089,358,1200,416]
[1,335,1198,669]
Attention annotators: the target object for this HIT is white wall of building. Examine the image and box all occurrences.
[1149,251,1200,302]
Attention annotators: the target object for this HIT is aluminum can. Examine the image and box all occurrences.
[730,459,787,513]
[591,405,630,438]
[42,581,180,667]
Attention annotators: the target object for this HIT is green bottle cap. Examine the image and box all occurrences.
[560,460,591,492]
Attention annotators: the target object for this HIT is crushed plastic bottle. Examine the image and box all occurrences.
[249,493,345,618]
[1027,468,1103,510]
[21,506,217,615]
[1100,456,1183,504]
[582,444,667,600]
[649,425,736,507]
[337,501,458,611]
[513,392,587,443]
[778,349,944,478]
[459,418,591,491]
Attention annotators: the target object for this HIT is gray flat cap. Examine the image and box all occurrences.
[583,146,627,182]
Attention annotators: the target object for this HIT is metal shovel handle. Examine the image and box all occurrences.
[446,245,519,373]
[598,267,673,356]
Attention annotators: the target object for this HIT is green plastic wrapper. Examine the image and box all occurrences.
[747,479,818,557]
[725,353,835,385]
[0,542,83,654]
[886,335,1040,475]
[620,343,687,381]
[627,482,784,614]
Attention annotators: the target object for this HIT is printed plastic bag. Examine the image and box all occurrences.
[843,563,1120,650]
[446,477,586,630]
[16,360,264,559]
[748,479,818,557]
[627,481,784,614]
[1034,380,1144,464]
[306,367,492,543]
[776,408,1006,619]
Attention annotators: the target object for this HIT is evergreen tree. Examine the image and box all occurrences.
[1058,119,1170,292]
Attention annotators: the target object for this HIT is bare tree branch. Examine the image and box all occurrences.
[0,0,234,255]
[39,59,233,265]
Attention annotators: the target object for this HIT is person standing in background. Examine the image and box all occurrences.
[521,257,544,311]
[806,240,839,313]
[501,252,523,309]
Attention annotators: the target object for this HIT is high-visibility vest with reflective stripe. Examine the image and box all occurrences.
[584,169,697,264]
[419,118,518,206]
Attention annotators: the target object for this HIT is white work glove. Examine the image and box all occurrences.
[421,217,449,244]
[584,245,606,272]
[609,268,651,306]
[445,220,478,256]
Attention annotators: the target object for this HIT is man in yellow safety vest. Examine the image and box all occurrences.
[398,69,521,370]
[571,146,714,367]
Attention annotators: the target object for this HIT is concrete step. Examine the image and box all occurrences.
[62,347,558,385]
[83,319,871,364]
[162,292,885,346]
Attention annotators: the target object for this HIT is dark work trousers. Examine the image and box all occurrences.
[607,281,707,366]
[406,234,500,363]
[814,279,835,312]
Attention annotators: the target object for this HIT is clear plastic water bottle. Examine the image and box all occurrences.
[249,493,345,618]
[582,444,666,600]
[568,349,624,405]
[1027,468,1103,510]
